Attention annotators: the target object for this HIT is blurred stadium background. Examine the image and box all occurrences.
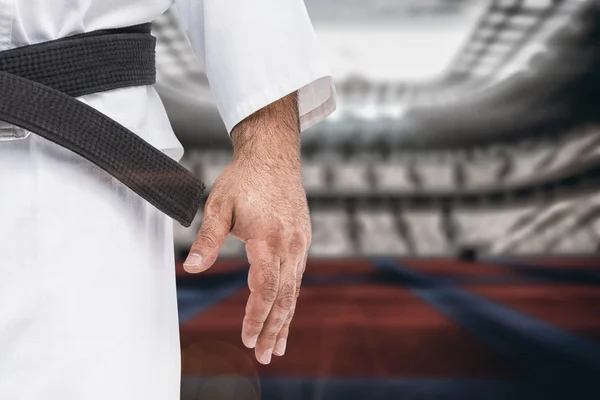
[153,1,600,399]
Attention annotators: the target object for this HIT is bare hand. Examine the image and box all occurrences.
[183,93,310,365]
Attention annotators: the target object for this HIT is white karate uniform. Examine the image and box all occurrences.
[0,1,335,399]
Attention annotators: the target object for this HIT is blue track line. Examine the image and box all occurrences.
[370,258,600,382]
[482,256,600,285]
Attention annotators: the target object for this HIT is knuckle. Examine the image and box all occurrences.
[277,284,295,310]
[289,230,307,252]
[204,199,219,215]
[280,281,295,296]
[260,282,279,303]
[205,194,228,212]
[195,231,219,249]
[203,206,223,223]
[204,200,231,225]
[277,294,295,311]
[265,230,285,251]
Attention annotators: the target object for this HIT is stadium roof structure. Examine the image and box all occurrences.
[154,0,592,149]
[403,0,600,149]
[311,0,591,148]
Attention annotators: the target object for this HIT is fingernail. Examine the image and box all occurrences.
[247,335,258,349]
[274,338,287,356]
[260,349,272,365]
[183,254,202,272]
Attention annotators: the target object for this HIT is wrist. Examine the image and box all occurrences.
[231,92,301,169]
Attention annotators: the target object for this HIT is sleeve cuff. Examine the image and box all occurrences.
[220,66,337,134]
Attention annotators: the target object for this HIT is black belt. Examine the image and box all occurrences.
[0,23,205,227]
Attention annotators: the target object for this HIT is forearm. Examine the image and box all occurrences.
[230,92,301,173]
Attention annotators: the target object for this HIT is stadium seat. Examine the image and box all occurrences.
[551,227,596,254]
[541,196,600,253]
[414,160,454,191]
[501,199,580,253]
[373,159,415,193]
[302,161,328,195]
[454,207,533,250]
[355,210,408,255]
[513,234,547,254]
[403,211,449,255]
[502,145,555,185]
[331,161,372,193]
[309,209,355,256]
[544,131,600,172]
[461,155,504,189]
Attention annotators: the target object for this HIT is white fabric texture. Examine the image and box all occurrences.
[0,0,335,399]
[0,136,180,399]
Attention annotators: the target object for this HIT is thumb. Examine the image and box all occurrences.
[184,205,232,274]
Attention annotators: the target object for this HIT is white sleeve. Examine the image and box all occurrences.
[173,0,336,134]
